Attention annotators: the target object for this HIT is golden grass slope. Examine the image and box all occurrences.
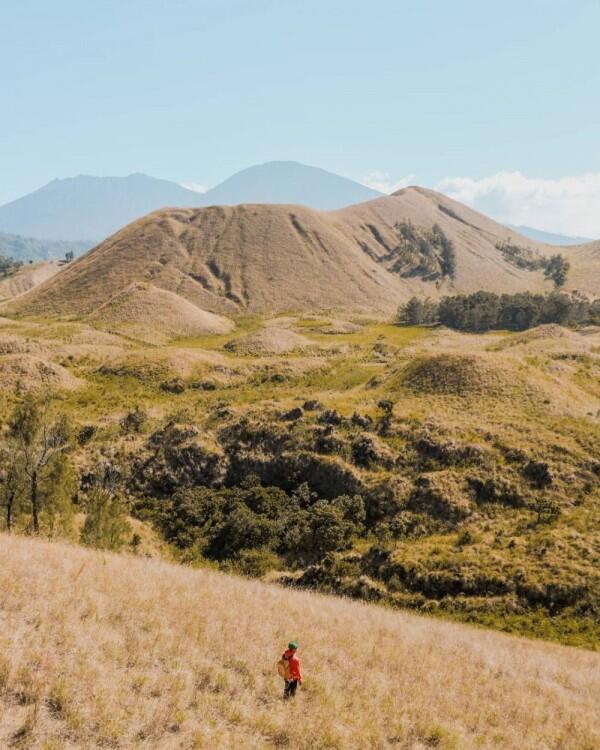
[333,187,600,297]
[7,188,600,322]
[5,204,403,318]
[88,282,234,343]
[1,534,599,750]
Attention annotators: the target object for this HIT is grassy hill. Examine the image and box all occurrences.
[1,533,598,750]
[6,188,600,325]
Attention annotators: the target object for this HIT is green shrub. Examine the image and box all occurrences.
[120,406,147,434]
[231,548,281,577]
[81,489,131,550]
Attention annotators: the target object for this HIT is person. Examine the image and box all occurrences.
[280,641,302,699]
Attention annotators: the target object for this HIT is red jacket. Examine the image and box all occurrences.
[283,649,302,681]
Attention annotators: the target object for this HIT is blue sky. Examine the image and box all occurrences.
[2,0,600,234]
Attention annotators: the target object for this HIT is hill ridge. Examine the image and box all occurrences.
[5,187,600,322]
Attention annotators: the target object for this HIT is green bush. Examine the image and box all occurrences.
[81,488,131,551]
[231,548,281,577]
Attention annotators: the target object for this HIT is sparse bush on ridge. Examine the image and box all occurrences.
[496,240,570,287]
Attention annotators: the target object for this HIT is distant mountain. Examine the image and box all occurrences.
[202,161,382,209]
[0,174,203,241]
[0,232,92,262]
[0,164,382,244]
[508,224,593,246]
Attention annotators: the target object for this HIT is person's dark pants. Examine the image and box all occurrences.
[283,679,299,699]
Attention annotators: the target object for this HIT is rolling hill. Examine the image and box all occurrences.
[1,534,598,750]
[6,187,600,323]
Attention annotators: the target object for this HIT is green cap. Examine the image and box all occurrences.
[288,641,299,650]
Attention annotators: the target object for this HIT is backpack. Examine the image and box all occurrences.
[277,655,291,679]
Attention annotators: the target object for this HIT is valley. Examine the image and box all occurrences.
[1,305,598,650]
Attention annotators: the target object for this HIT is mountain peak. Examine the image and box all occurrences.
[202,160,382,209]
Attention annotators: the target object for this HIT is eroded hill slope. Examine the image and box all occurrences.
[7,188,599,322]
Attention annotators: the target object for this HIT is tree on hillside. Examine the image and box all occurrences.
[396,297,438,326]
[81,487,131,550]
[8,396,72,533]
[79,458,130,550]
[65,250,74,263]
[0,448,23,531]
[544,254,570,288]
[431,223,456,278]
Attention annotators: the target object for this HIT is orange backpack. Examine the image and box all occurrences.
[277,655,291,679]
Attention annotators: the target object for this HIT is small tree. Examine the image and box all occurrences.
[304,501,353,558]
[65,250,75,263]
[39,452,77,537]
[8,396,72,534]
[533,496,560,524]
[0,448,23,531]
[544,254,570,288]
[81,488,131,550]
[396,297,438,326]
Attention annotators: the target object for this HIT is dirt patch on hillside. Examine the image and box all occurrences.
[225,326,312,355]
[318,319,363,334]
[0,333,42,355]
[0,354,81,391]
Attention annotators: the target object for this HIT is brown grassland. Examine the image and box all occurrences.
[1,533,599,750]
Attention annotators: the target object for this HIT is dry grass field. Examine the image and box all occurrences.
[1,533,599,750]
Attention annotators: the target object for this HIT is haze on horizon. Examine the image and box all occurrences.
[2,0,600,236]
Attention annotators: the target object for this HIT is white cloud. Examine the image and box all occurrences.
[361,171,415,195]
[180,181,208,194]
[436,171,600,239]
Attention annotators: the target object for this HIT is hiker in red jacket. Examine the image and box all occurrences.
[279,641,302,699]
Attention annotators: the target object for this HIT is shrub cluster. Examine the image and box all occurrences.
[398,291,600,332]
[157,477,366,567]
[389,222,456,281]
